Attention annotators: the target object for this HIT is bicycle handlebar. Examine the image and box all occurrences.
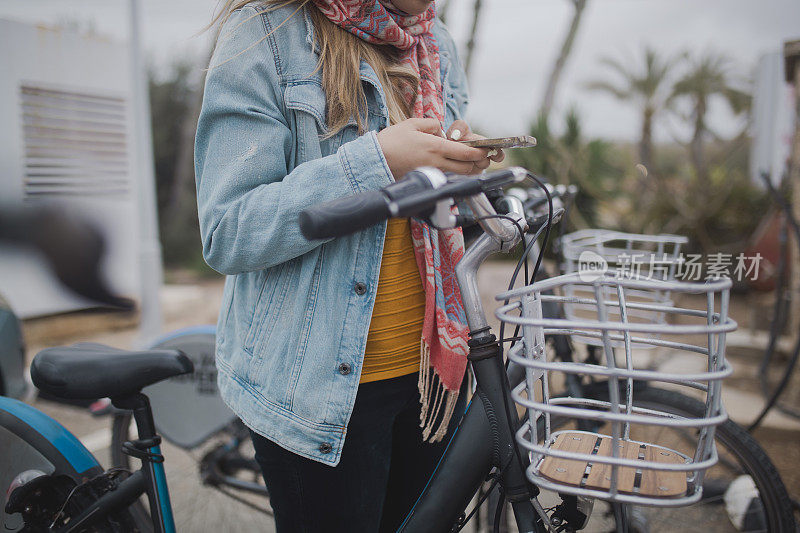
[508,183,577,214]
[299,167,529,241]
[299,189,394,240]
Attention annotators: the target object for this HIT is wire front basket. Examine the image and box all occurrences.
[560,230,688,334]
[495,272,736,507]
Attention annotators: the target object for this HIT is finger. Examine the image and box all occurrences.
[434,139,489,162]
[467,163,484,175]
[474,158,491,171]
[489,148,505,163]
[436,158,477,175]
[446,120,471,141]
[409,117,444,135]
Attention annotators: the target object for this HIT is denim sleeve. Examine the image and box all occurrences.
[435,20,470,118]
[194,7,394,275]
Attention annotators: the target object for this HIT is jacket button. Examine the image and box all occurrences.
[319,443,333,454]
[338,362,352,375]
[354,282,367,295]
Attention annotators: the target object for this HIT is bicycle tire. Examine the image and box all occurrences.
[542,386,796,532]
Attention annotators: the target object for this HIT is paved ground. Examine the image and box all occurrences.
[15,261,800,532]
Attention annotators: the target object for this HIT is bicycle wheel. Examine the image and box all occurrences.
[537,387,796,532]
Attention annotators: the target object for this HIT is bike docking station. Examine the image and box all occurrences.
[496,269,737,508]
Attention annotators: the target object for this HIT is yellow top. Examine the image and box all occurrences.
[360,218,426,383]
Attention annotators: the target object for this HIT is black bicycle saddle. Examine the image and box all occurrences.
[31,343,193,400]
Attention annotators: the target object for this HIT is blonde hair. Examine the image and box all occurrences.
[210,0,419,136]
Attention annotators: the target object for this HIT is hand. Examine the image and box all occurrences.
[376,118,490,180]
[446,120,506,167]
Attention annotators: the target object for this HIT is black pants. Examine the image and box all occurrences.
[250,372,466,533]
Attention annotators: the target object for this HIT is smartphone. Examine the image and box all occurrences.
[458,135,537,149]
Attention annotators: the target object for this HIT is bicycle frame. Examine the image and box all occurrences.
[42,393,177,533]
[398,227,546,531]
[111,393,176,533]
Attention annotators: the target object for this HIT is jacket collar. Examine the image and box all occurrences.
[301,5,385,113]
[299,6,452,120]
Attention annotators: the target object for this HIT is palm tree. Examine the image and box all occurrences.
[463,0,484,79]
[655,52,753,251]
[512,108,620,229]
[671,52,750,187]
[541,0,588,124]
[585,47,675,176]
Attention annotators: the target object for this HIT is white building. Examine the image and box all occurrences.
[0,18,154,319]
[750,51,795,187]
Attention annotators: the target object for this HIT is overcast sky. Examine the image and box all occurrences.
[1,0,798,142]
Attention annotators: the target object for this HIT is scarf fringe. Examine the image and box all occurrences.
[418,339,460,443]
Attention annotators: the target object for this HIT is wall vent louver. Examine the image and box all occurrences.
[20,84,130,199]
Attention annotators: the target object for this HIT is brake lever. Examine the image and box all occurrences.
[527,207,565,230]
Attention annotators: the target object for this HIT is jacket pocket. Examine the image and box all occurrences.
[216,276,237,345]
[243,261,292,353]
[441,54,467,125]
[284,80,386,160]
[284,82,331,161]
[284,82,327,132]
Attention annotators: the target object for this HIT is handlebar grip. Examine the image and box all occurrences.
[299,190,391,240]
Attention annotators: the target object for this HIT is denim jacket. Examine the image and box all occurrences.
[195,3,469,466]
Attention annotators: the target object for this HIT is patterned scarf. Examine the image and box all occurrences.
[310,0,469,441]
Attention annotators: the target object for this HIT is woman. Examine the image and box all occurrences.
[195,1,503,530]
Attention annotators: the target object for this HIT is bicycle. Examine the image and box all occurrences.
[1,167,795,532]
[296,167,794,532]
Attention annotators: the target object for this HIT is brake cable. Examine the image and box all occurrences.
[500,173,554,368]
[749,172,800,430]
